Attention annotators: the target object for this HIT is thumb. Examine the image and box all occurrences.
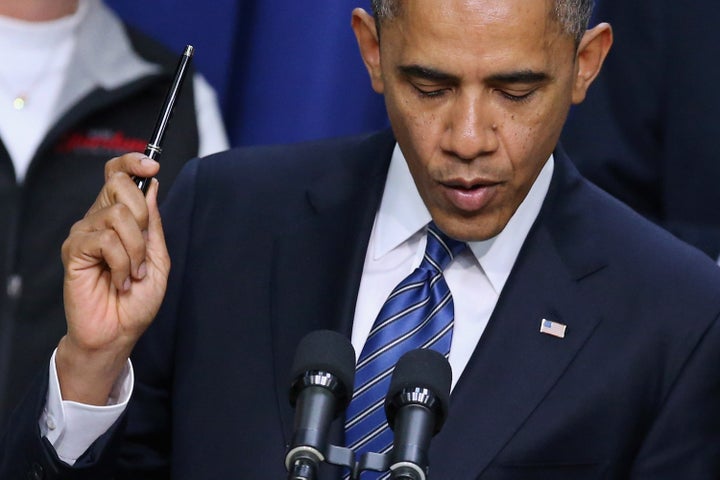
[145,179,170,273]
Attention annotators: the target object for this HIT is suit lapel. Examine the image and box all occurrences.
[431,150,608,477]
[269,132,395,453]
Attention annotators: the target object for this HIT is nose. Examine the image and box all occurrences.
[441,93,499,161]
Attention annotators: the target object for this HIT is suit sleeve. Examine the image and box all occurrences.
[0,367,127,480]
[629,312,720,478]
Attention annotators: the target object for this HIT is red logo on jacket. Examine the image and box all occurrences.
[56,129,146,155]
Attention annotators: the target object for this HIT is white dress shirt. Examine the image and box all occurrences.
[43,143,554,463]
[352,144,554,389]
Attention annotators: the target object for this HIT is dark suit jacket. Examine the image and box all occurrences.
[3,130,720,479]
[561,0,720,258]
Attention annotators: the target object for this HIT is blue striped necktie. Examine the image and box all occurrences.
[344,222,466,479]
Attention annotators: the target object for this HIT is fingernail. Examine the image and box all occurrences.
[138,262,147,279]
[123,277,132,291]
[140,156,158,167]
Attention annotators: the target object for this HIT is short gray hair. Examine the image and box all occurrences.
[370,0,594,45]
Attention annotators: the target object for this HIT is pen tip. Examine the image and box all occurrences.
[184,45,194,57]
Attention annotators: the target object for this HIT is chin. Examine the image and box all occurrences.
[431,215,503,242]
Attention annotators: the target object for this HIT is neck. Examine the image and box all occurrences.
[0,0,79,21]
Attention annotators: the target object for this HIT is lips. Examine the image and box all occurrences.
[440,178,500,212]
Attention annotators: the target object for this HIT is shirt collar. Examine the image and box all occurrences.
[374,143,554,294]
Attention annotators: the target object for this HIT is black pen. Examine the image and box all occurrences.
[134,44,194,194]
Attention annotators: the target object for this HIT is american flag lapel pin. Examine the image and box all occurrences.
[540,318,567,339]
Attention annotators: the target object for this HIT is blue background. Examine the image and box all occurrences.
[105,0,390,147]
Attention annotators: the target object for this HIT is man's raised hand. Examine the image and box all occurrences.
[57,153,170,405]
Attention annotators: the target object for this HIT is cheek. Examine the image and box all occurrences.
[389,101,442,157]
[496,117,536,165]
[501,105,563,166]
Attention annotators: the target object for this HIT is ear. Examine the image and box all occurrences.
[351,8,385,94]
[571,22,613,104]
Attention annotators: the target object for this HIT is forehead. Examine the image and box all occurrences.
[383,0,571,70]
[393,0,554,30]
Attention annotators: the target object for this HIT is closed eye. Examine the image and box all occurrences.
[412,83,450,98]
[500,89,536,103]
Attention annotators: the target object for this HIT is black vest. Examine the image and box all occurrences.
[0,27,201,426]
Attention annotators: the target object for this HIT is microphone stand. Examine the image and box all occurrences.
[286,442,393,480]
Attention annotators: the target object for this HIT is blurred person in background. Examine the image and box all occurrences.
[562,0,720,261]
[0,0,228,427]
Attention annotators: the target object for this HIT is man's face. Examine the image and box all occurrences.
[360,0,588,241]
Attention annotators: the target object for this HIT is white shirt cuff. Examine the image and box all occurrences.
[39,349,134,465]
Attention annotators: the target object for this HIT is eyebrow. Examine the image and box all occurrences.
[486,70,551,85]
[398,65,460,83]
[398,64,551,86]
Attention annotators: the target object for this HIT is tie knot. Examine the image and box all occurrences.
[422,222,467,272]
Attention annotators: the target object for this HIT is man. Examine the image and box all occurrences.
[0,0,228,427]
[3,0,720,478]
[561,0,720,260]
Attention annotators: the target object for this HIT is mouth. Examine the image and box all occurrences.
[440,178,500,212]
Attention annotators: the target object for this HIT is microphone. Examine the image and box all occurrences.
[384,349,452,480]
[286,330,356,480]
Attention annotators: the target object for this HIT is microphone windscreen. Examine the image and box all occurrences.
[386,349,452,427]
[290,330,356,402]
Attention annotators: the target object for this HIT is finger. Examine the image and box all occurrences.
[144,179,171,277]
[63,228,134,293]
[104,153,160,183]
[88,171,150,230]
[73,202,148,281]
[100,229,136,292]
[86,153,159,218]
